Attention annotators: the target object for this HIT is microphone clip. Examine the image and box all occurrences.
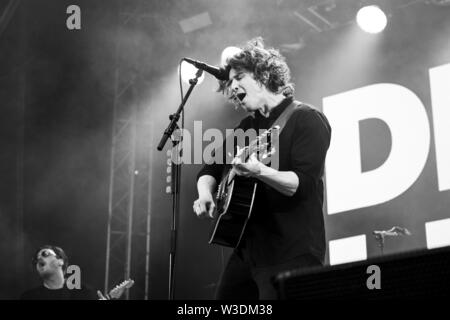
[189,69,204,85]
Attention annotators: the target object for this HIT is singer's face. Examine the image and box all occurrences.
[227,68,266,112]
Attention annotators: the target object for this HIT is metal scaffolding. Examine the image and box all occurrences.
[104,0,153,300]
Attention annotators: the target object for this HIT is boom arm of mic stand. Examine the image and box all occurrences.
[157,69,204,151]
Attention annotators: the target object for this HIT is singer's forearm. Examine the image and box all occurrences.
[255,164,299,197]
[197,175,217,197]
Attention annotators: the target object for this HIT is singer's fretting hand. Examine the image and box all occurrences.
[232,153,261,178]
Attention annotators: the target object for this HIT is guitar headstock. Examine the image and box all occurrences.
[108,279,135,299]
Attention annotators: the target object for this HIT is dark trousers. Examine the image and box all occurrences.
[215,250,322,300]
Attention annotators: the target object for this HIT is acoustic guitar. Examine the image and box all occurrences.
[208,126,279,248]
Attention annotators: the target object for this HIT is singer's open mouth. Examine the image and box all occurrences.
[236,92,246,101]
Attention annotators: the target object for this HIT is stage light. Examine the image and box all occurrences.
[180,60,205,85]
[356,5,387,34]
[220,46,242,67]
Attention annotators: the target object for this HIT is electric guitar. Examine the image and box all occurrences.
[97,279,135,300]
[208,126,279,248]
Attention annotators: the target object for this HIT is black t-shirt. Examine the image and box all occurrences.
[197,96,332,267]
[20,284,98,300]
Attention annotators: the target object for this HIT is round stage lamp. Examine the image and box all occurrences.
[356,5,388,34]
[220,46,242,67]
[180,60,205,85]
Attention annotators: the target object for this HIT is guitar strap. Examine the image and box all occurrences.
[219,99,300,163]
[269,99,301,134]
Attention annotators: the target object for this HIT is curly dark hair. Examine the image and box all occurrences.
[219,37,294,97]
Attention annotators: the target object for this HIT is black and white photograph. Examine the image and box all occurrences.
[1,0,450,309]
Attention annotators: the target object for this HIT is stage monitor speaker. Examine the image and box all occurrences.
[274,246,450,299]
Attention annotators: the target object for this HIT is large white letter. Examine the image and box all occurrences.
[430,63,450,192]
[324,83,430,214]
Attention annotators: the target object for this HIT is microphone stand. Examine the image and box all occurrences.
[373,226,411,256]
[157,68,203,300]
[373,232,385,255]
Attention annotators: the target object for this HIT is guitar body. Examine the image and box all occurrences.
[208,173,258,248]
[208,125,280,248]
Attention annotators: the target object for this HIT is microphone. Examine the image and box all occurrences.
[183,58,229,81]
